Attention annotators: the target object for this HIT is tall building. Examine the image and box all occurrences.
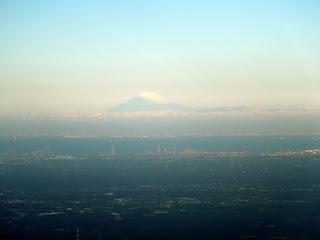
[157,144,160,154]
[111,144,116,156]
[74,160,79,175]
[76,227,80,240]
[173,144,176,154]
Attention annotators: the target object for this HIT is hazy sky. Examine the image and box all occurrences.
[1,0,320,115]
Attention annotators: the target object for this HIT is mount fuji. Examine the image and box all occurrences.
[109,91,192,112]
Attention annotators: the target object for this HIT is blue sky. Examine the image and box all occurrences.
[0,0,319,114]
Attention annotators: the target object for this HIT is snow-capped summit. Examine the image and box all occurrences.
[109,91,192,112]
[138,91,169,104]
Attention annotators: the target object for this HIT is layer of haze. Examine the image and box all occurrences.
[1,0,320,115]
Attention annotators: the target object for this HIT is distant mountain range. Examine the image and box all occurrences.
[109,91,192,112]
[195,106,249,112]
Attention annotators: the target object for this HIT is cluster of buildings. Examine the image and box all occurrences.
[262,148,320,157]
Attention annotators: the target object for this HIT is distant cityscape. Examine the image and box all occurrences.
[1,141,319,164]
[1,136,320,239]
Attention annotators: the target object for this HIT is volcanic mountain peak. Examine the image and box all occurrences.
[109,91,192,112]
